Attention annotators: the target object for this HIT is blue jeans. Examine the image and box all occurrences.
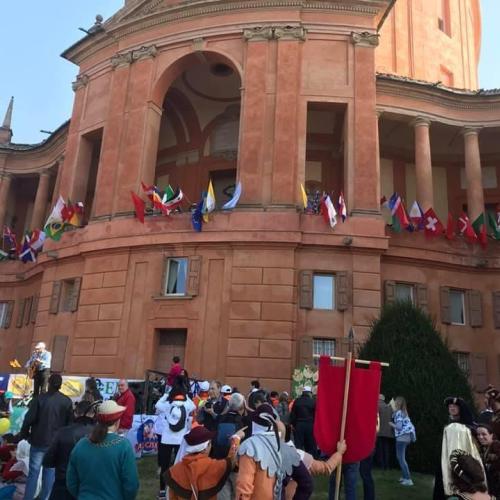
[395,439,411,480]
[24,446,55,500]
[328,462,359,500]
[359,451,375,500]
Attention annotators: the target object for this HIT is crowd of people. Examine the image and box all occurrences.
[0,351,498,499]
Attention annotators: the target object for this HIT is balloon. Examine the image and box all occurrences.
[0,418,10,435]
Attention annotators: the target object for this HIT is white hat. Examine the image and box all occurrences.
[221,385,232,394]
[97,400,126,423]
[303,386,312,393]
[199,381,210,392]
[35,342,46,349]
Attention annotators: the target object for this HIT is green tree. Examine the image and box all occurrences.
[358,301,474,473]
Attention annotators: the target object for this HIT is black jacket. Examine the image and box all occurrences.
[43,417,94,481]
[20,390,73,447]
[211,411,249,459]
[290,394,316,424]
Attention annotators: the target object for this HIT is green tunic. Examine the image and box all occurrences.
[67,432,139,500]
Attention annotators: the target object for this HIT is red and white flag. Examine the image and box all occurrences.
[338,192,347,222]
[320,195,337,229]
[457,212,477,244]
[423,208,444,237]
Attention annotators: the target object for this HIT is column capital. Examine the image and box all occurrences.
[375,109,383,118]
[410,116,431,128]
[39,169,51,178]
[0,172,13,180]
[351,31,379,47]
[461,126,482,137]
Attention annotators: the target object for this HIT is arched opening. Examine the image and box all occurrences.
[154,54,242,208]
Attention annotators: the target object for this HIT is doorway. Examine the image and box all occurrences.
[155,328,187,372]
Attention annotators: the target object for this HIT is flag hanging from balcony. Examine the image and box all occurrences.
[457,212,477,244]
[445,213,455,240]
[487,211,500,240]
[338,192,347,222]
[164,188,184,215]
[62,201,84,227]
[141,181,165,212]
[44,196,66,241]
[192,198,204,232]
[30,229,46,252]
[300,184,308,210]
[3,226,17,252]
[320,195,337,228]
[202,180,216,222]
[162,185,176,203]
[222,182,242,210]
[423,208,444,237]
[388,193,409,232]
[19,233,36,263]
[408,201,424,231]
[130,192,145,223]
[472,213,488,249]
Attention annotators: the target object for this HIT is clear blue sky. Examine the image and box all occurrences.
[0,0,498,144]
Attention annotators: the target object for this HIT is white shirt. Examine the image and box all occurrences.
[158,397,196,446]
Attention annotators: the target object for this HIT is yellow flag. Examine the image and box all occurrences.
[203,180,216,223]
[300,184,308,209]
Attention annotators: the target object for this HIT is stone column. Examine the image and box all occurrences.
[412,116,434,211]
[31,171,51,228]
[0,173,12,229]
[462,127,484,221]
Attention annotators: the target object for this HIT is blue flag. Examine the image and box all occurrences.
[191,199,204,232]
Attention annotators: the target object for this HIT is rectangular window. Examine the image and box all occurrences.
[395,283,415,303]
[449,289,466,325]
[453,351,470,377]
[313,274,335,310]
[0,302,8,328]
[165,258,188,295]
[313,338,336,365]
[60,279,77,312]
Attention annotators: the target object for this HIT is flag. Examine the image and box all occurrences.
[445,213,455,240]
[30,229,46,251]
[320,195,337,229]
[314,356,381,462]
[300,184,308,210]
[423,208,444,237]
[68,202,84,227]
[3,226,17,251]
[0,249,8,261]
[338,192,347,222]
[191,199,204,232]
[19,234,36,263]
[408,201,424,231]
[472,213,488,249]
[141,181,165,212]
[9,359,21,369]
[388,193,409,232]
[222,182,242,210]
[44,196,66,241]
[202,180,216,222]
[130,192,145,223]
[162,185,175,203]
[380,195,388,207]
[457,212,477,244]
[163,188,184,214]
[487,211,500,240]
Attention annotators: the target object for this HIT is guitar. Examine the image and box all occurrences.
[27,357,41,379]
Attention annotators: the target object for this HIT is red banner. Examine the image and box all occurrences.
[314,356,381,463]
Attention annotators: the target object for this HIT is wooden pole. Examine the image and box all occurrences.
[334,351,353,500]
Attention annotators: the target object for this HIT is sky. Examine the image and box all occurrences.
[0,0,498,145]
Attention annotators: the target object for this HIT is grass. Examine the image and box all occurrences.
[137,456,434,500]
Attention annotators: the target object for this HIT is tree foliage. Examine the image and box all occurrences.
[358,301,475,473]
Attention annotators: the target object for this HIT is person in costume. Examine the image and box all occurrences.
[449,450,491,500]
[164,425,244,500]
[475,423,500,498]
[236,403,302,500]
[433,397,479,500]
[486,388,500,438]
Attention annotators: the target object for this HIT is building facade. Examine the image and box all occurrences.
[0,0,498,392]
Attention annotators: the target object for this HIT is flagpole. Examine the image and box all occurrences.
[334,328,355,500]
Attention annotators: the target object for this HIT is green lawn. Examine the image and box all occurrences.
[137,456,434,500]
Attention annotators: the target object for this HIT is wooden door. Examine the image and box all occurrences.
[155,329,187,372]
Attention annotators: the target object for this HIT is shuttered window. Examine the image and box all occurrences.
[16,299,26,328]
[313,338,336,365]
[313,275,335,310]
[51,335,68,373]
[441,288,483,327]
[299,270,351,311]
[452,351,470,377]
[60,278,82,313]
[162,256,201,297]
[0,301,14,329]
[385,281,428,313]
[449,290,465,325]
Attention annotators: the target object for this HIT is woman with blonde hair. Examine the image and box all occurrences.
[389,396,416,486]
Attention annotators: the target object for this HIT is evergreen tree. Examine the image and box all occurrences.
[358,301,475,473]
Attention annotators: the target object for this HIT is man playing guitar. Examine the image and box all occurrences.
[25,342,52,396]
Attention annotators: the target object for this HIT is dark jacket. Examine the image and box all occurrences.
[43,416,95,481]
[197,397,228,431]
[290,394,316,425]
[20,390,73,447]
[377,400,394,438]
[212,411,247,459]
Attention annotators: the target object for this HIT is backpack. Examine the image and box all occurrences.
[168,404,187,433]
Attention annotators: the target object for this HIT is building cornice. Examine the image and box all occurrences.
[62,0,392,64]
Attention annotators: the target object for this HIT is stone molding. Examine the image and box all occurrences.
[410,116,431,128]
[461,126,482,137]
[111,44,157,68]
[243,25,306,41]
[351,31,379,47]
[72,74,89,91]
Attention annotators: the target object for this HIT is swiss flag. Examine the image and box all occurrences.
[423,208,444,237]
